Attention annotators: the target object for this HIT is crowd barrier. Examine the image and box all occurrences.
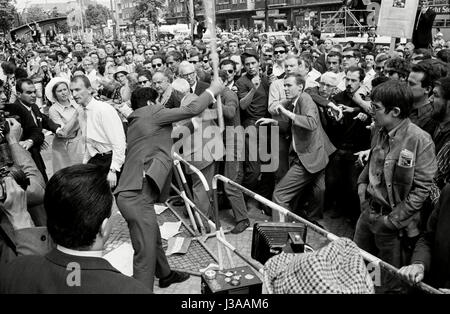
[171,153,441,294]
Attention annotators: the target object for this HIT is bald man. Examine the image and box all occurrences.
[151,71,182,109]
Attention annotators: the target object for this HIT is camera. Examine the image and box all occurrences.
[0,112,30,201]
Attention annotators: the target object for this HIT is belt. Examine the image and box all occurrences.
[368,198,391,215]
[95,151,112,157]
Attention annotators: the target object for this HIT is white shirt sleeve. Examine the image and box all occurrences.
[99,106,127,172]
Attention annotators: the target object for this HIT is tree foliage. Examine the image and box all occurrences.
[0,0,17,33]
[130,0,165,26]
[85,4,112,27]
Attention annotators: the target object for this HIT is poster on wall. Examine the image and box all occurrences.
[377,0,420,38]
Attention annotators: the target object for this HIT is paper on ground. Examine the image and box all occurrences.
[103,243,134,276]
[160,221,182,240]
[154,204,168,215]
[165,237,192,256]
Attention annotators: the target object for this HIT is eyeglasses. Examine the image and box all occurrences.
[189,60,198,64]
[370,102,384,112]
[138,79,149,85]
[263,54,273,58]
[152,64,163,68]
[114,55,122,58]
[180,72,196,78]
[274,50,285,55]
[226,69,234,74]
[375,66,384,71]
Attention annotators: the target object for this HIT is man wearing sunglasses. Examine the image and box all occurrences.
[272,42,287,79]
[150,55,166,74]
[220,59,238,92]
[113,51,125,67]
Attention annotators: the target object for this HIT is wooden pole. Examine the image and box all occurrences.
[389,37,396,55]
[189,0,195,41]
[204,0,224,132]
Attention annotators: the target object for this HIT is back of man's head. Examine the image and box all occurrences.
[44,164,113,250]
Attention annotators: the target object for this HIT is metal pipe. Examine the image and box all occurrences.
[212,174,442,294]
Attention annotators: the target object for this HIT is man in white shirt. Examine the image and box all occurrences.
[70,75,126,188]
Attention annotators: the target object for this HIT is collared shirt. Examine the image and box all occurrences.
[190,81,197,94]
[57,245,103,258]
[79,97,126,172]
[273,63,285,78]
[19,100,38,126]
[291,96,300,154]
[366,119,409,208]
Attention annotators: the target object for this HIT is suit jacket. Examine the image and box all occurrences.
[290,93,336,174]
[314,53,327,74]
[175,94,224,172]
[6,100,59,181]
[115,91,214,196]
[0,248,151,293]
[194,80,209,96]
[412,8,437,49]
[164,89,183,109]
[411,183,450,288]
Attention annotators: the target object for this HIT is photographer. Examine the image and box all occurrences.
[0,116,50,264]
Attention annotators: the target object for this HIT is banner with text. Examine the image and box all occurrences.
[377,0,419,39]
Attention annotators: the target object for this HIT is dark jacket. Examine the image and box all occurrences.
[290,93,336,174]
[194,80,209,96]
[115,91,214,196]
[6,100,60,181]
[411,183,450,288]
[0,248,151,293]
[412,8,437,49]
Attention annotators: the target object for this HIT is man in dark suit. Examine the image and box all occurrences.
[179,61,209,96]
[263,74,335,223]
[0,164,151,293]
[412,0,436,49]
[115,80,224,292]
[5,78,60,182]
[152,71,182,109]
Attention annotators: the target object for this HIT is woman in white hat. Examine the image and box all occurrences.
[46,77,84,172]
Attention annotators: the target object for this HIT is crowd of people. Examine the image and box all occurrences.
[0,15,449,293]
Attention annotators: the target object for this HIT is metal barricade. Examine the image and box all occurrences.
[211,174,442,295]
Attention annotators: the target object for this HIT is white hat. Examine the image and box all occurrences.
[113,66,129,80]
[45,77,70,104]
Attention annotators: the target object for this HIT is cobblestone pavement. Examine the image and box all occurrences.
[41,135,355,294]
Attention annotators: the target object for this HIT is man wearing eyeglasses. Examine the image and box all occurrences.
[137,71,153,88]
[178,61,208,96]
[220,59,238,93]
[151,71,182,109]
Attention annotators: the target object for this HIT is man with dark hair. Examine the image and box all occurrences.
[412,0,436,49]
[115,79,225,292]
[5,78,60,182]
[236,48,274,212]
[326,66,371,221]
[384,58,411,81]
[407,60,444,135]
[0,164,151,293]
[411,48,432,64]
[166,50,183,77]
[219,59,238,91]
[355,80,437,293]
[272,42,287,78]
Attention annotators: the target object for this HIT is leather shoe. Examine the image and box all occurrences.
[230,219,250,234]
[159,271,190,288]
